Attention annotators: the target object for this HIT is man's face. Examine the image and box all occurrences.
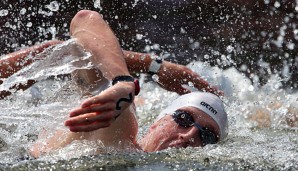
[140,107,220,152]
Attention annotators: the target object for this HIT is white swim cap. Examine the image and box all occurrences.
[156,92,228,141]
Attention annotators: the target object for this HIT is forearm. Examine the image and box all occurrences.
[123,50,223,96]
[179,67,222,95]
[70,11,130,80]
[157,62,221,95]
[123,50,152,73]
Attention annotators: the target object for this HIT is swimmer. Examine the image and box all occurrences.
[139,91,228,152]
[0,10,227,157]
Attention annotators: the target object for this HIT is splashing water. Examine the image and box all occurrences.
[0,41,297,170]
[45,1,60,12]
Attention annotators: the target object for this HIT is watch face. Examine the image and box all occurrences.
[149,59,162,74]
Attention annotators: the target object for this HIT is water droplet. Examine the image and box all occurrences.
[240,64,248,71]
[286,42,294,50]
[188,82,194,87]
[284,16,290,23]
[193,42,200,49]
[204,55,210,59]
[248,85,254,91]
[145,45,151,52]
[0,9,9,16]
[152,74,159,82]
[274,1,281,8]
[180,27,186,34]
[46,1,60,12]
[132,0,140,7]
[26,22,32,27]
[221,55,226,60]
[20,8,27,15]
[152,44,160,50]
[94,0,102,9]
[226,45,234,53]
[136,34,143,40]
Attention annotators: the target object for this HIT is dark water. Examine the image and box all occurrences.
[0,41,297,170]
[1,128,297,171]
[0,0,297,89]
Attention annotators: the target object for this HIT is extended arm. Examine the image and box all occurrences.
[123,50,223,96]
[0,46,222,100]
[30,11,140,157]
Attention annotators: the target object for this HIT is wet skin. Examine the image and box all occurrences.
[140,107,220,152]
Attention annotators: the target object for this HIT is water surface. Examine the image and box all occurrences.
[0,40,297,170]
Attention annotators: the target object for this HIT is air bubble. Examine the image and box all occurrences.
[264,0,270,4]
[136,34,143,40]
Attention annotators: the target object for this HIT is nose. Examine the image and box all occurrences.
[178,126,199,144]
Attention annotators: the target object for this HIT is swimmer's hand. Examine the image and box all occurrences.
[64,82,135,132]
[156,62,224,96]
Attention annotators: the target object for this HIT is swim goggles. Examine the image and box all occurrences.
[172,110,218,145]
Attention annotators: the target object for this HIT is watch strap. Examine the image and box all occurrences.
[112,75,140,95]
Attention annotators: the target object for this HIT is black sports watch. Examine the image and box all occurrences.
[112,75,140,95]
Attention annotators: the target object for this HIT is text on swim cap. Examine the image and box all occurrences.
[200,101,217,115]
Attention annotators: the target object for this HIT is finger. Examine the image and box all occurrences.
[68,120,112,132]
[81,94,110,108]
[65,111,114,126]
[69,103,114,117]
